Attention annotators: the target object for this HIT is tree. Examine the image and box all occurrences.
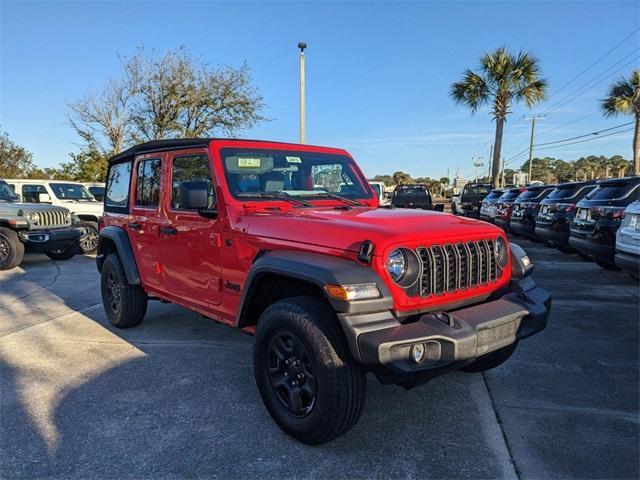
[451,47,548,187]
[601,69,640,175]
[67,46,267,177]
[372,174,394,186]
[0,131,36,178]
[392,171,414,185]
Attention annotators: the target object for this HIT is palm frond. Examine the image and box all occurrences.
[450,69,490,113]
[601,69,640,117]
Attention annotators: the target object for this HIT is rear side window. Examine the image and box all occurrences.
[171,155,215,210]
[484,191,503,200]
[135,159,162,208]
[105,161,132,212]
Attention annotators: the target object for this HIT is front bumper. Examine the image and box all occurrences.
[338,276,551,387]
[494,217,511,231]
[19,227,81,253]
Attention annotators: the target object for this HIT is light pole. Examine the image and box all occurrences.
[473,157,484,183]
[298,42,307,144]
[526,115,545,182]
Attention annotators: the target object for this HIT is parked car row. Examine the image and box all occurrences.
[457,177,640,277]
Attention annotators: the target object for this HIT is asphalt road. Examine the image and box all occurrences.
[1,238,638,479]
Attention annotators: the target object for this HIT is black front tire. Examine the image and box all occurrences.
[253,296,366,445]
[78,221,99,254]
[101,253,148,328]
[595,259,621,271]
[0,227,25,270]
[45,243,78,261]
[462,342,518,373]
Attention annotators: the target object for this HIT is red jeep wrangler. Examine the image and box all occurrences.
[97,138,551,444]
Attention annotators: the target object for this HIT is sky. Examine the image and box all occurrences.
[1,0,638,181]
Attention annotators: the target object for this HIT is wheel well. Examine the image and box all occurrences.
[96,237,116,272]
[77,215,99,223]
[239,274,325,328]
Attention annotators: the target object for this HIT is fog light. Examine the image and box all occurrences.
[411,343,425,363]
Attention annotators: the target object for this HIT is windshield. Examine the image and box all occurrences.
[0,181,18,202]
[49,183,95,200]
[393,186,430,205]
[88,186,105,200]
[221,148,371,201]
[586,183,637,200]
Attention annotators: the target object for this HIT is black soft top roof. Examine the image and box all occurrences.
[109,138,213,164]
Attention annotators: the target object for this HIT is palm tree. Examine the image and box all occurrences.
[601,70,640,176]
[451,47,548,187]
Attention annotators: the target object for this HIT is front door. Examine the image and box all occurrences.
[128,155,164,287]
[160,151,223,307]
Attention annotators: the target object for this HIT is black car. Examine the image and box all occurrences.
[494,188,525,231]
[460,183,492,218]
[479,189,506,223]
[535,180,597,252]
[391,184,444,211]
[509,185,556,239]
[569,176,640,269]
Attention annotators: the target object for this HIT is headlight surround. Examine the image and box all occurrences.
[495,236,509,269]
[27,211,40,226]
[387,247,421,288]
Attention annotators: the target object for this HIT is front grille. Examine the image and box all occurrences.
[416,239,498,297]
[29,209,70,229]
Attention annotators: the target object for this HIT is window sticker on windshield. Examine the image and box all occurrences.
[238,157,262,168]
[286,156,302,164]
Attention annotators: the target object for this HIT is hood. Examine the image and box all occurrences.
[243,206,502,253]
[0,202,70,213]
[56,199,103,215]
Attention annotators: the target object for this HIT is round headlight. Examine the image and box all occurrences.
[387,249,407,282]
[496,236,508,269]
[27,211,40,225]
[387,247,422,288]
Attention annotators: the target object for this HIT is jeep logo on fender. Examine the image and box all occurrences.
[224,280,241,294]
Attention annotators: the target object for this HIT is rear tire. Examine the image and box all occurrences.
[0,227,25,270]
[78,221,99,254]
[253,296,366,445]
[101,253,147,328]
[462,342,518,373]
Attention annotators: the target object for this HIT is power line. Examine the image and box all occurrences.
[535,121,634,147]
[535,127,633,150]
[543,27,640,105]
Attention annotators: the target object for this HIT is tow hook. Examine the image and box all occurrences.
[435,312,456,328]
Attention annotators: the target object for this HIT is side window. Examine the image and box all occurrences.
[22,184,47,203]
[105,161,132,212]
[171,155,215,210]
[135,158,162,208]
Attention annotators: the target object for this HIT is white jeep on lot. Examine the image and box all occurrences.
[6,179,102,254]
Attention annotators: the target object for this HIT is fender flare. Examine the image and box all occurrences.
[96,226,141,285]
[236,250,394,327]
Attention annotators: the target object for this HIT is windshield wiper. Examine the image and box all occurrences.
[305,192,362,206]
[237,192,311,206]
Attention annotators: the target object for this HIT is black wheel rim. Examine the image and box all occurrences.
[105,270,121,313]
[79,226,98,252]
[0,235,9,263]
[266,331,317,418]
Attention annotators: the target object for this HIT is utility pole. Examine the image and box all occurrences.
[487,144,493,180]
[500,157,506,188]
[526,115,545,183]
[473,157,484,183]
[298,42,307,144]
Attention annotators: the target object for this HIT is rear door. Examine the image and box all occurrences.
[160,151,223,307]
[129,155,164,287]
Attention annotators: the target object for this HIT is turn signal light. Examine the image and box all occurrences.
[324,283,381,301]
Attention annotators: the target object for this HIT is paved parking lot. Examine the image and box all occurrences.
[1,238,638,479]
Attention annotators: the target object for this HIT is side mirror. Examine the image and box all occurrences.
[180,181,218,219]
[38,192,52,203]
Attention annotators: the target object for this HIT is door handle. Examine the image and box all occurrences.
[160,226,178,236]
[128,222,142,231]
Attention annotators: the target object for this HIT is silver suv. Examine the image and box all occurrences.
[0,179,80,270]
[615,200,640,278]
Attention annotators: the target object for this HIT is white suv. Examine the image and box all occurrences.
[6,179,102,254]
[615,200,640,279]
